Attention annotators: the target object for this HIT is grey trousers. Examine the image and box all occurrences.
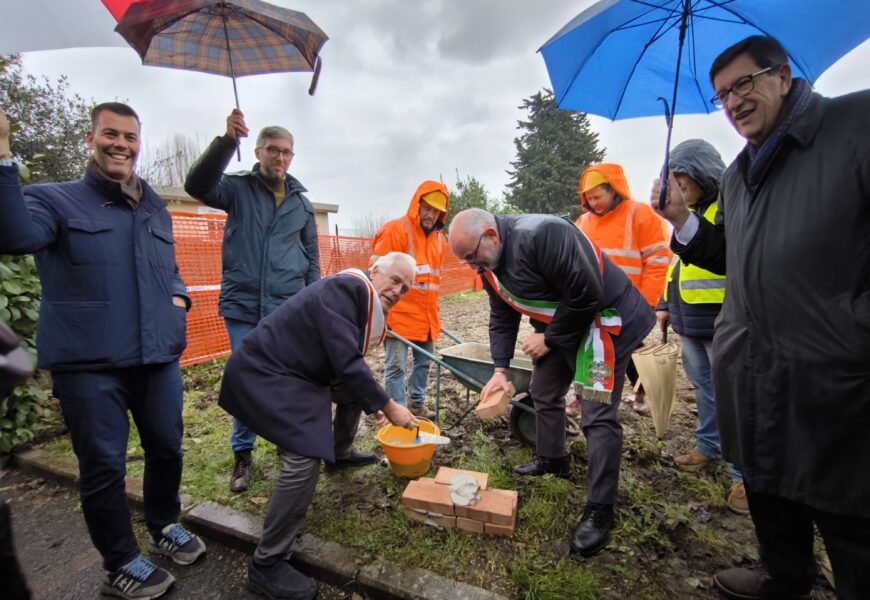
[253,449,320,565]
[529,349,631,505]
[253,384,366,564]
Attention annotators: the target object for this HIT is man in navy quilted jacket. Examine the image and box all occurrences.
[0,103,205,600]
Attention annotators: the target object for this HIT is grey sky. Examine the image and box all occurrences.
[12,0,870,234]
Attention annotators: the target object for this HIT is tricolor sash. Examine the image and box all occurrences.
[482,238,622,403]
[339,269,386,356]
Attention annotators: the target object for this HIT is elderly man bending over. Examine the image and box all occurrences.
[219,252,419,600]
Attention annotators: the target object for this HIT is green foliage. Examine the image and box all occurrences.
[505,90,606,219]
[0,54,93,182]
[446,173,499,229]
[0,150,47,452]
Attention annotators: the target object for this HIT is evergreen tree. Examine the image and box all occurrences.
[505,89,605,220]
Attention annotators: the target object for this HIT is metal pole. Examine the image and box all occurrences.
[221,4,242,161]
[658,0,691,209]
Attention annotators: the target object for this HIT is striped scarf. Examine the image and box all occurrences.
[339,269,386,355]
[483,265,621,404]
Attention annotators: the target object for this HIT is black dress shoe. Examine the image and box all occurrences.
[570,502,613,557]
[513,455,571,478]
[325,450,378,471]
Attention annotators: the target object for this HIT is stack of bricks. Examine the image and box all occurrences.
[400,467,518,536]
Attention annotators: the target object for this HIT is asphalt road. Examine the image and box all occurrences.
[1,467,348,600]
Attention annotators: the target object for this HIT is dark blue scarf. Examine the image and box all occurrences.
[745,77,813,193]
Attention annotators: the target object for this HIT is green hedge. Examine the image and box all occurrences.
[0,163,55,453]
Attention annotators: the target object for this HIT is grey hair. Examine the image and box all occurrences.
[451,208,495,236]
[256,126,294,148]
[373,252,417,275]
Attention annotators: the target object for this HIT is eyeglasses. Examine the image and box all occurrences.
[259,146,294,160]
[710,66,776,108]
[459,232,486,265]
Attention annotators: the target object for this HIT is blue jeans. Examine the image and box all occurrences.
[383,337,433,408]
[681,335,743,483]
[52,362,184,572]
[225,318,258,453]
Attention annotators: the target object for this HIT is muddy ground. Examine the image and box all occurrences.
[334,291,836,600]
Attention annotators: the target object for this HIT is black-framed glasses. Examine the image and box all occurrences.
[459,232,486,265]
[260,146,294,160]
[710,66,776,108]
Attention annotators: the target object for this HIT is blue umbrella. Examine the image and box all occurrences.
[539,0,870,205]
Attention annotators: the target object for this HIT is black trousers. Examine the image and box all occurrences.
[746,488,870,599]
[625,356,645,395]
[529,349,631,505]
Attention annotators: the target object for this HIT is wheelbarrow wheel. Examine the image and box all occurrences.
[509,396,536,448]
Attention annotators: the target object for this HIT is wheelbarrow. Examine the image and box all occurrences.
[385,329,538,447]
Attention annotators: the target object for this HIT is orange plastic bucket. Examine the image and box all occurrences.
[377,418,440,478]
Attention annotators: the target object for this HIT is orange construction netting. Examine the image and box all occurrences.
[171,213,480,367]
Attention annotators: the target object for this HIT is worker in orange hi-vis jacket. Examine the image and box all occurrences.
[576,163,671,412]
[370,181,450,419]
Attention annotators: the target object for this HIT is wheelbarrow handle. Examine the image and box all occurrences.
[386,328,485,392]
[441,328,464,345]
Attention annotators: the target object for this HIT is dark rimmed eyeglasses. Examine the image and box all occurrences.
[710,66,776,108]
[259,146,294,160]
[459,232,486,265]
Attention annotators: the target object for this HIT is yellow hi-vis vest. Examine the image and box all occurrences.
[664,202,726,305]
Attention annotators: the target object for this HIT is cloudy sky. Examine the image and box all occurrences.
[12,0,870,234]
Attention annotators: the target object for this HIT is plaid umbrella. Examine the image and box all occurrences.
[113,0,327,158]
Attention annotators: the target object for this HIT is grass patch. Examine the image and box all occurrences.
[454,429,517,489]
[613,472,690,555]
[511,557,600,600]
[519,476,574,538]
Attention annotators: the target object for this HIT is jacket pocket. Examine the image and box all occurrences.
[149,226,177,270]
[66,219,117,265]
[49,301,112,361]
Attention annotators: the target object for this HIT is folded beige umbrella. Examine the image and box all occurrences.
[631,327,679,438]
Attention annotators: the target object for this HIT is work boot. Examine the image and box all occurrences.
[247,558,318,600]
[409,405,436,419]
[727,482,750,515]
[514,455,571,479]
[230,450,253,493]
[325,450,378,472]
[570,502,614,557]
[674,447,715,472]
[713,566,812,600]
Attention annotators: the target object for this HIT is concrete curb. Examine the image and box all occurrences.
[13,449,508,600]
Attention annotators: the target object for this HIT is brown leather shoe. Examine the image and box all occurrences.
[674,447,715,471]
[713,566,812,600]
[230,450,253,493]
[727,482,750,515]
[409,405,436,419]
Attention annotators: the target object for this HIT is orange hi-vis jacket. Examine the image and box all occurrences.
[369,181,449,343]
[576,164,671,307]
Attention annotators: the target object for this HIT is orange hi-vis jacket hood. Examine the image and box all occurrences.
[575,163,671,307]
[370,180,449,342]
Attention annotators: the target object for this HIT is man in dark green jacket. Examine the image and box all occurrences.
[184,109,321,493]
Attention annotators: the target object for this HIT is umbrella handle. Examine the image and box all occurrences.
[661,319,668,345]
[308,56,322,96]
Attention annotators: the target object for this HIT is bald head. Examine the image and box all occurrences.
[449,208,500,271]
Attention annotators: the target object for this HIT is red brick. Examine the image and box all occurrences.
[456,517,485,533]
[403,507,456,529]
[433,467,489,490]
[401,478,454,516]
[459,489,517,526]
[484,517,516,536]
